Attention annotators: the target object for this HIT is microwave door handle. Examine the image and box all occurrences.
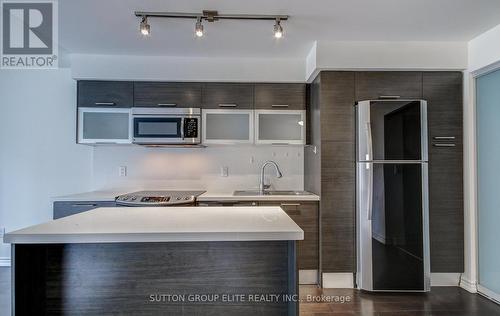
[181,119,185,140]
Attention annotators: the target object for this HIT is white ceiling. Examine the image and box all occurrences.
[60,0,500,58]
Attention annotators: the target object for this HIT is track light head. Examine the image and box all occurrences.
[273,18,283,38]
[140,16,151,36]
[195,17,204,37]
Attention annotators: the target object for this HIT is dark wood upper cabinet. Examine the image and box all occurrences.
[202,83,254,109]
[255,83,306,110]
[423,71,464,273]
[134,82,202,108]
[77,81,133,108]
[355,72,423,101]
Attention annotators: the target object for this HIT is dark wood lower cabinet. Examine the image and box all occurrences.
[197,200,319,272]
[13,241,298,316]
[53,201,117,219]
[260,201,319,270]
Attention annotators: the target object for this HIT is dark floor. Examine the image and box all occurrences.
[1,267,499,316]
[299,285,500,316]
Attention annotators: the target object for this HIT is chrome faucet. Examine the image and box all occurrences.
[259,161,283,193]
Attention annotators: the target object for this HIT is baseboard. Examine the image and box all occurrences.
[299,270,318,285]
[477,285,500,305]
[460,276,478,293]
[0,257,11,267]
[430,273,461,286]
[322,273,354,288]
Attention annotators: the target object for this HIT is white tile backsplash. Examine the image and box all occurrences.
[92,145,304,192]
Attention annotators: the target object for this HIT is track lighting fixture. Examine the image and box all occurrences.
[195,17,204,37]
[136,10,289,39]
[140,16,150,36]
[273,18,283,38]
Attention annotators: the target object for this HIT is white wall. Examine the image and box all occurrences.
[306,41,468,80]
[468,24,500,73]
[0,69,93,260]
[92,145,304,192]
[70,54,306,82]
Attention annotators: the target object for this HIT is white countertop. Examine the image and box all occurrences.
[197,192,320,201]
[4,206,304,244]
[52,190,320,202]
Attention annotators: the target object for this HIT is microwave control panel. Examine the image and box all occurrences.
[184,118,198,138]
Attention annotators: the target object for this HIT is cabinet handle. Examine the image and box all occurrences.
[94,102,116,106]
[271,143,290,146]
[433,136,455,140]
[433,143,456,147]
[378,95,400,99]
[281,203,301,206]
[157,103,177,107]
[71,203,98,207]
[271,104,289,108]
[218,104,237,107]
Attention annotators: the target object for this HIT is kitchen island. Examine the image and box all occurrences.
[4,206,303,316]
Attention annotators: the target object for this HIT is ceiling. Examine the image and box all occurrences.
[59,0,500,58]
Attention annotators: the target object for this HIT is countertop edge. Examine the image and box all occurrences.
[4,231,304,244]
[52,191,320,202]
[197,194,320,202]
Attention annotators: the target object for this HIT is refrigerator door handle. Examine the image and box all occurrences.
[366,122,373,161]
[367,163,373,220]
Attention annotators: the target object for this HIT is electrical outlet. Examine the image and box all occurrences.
[220,166,229,177]
[119,166,127,177]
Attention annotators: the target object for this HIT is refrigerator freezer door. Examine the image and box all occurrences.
[357,162,430,292]
[356,100,428,162]
[357,162,374,291]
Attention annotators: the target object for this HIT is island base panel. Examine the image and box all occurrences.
[13,241,297,316]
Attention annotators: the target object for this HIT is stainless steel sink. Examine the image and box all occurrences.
[233,190,313,196]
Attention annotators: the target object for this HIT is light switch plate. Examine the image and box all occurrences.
[220,166,228,177]
[119,166,127,177]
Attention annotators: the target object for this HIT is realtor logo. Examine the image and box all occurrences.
[1,0,58,68]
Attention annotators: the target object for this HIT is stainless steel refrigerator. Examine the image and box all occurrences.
[356,99,430,292]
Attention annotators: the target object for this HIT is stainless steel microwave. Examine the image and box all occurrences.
[131,107,201,145]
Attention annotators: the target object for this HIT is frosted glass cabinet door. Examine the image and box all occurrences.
[78,107,132,144]
[255,110,306,145]
[202,109,254,144]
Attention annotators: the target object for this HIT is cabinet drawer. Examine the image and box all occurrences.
[255,83,306,110]
[53,201,117,219]
[202,83,254,109]
[261,201,319,270]
[77,81,133,108]
[134,82,202,108]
